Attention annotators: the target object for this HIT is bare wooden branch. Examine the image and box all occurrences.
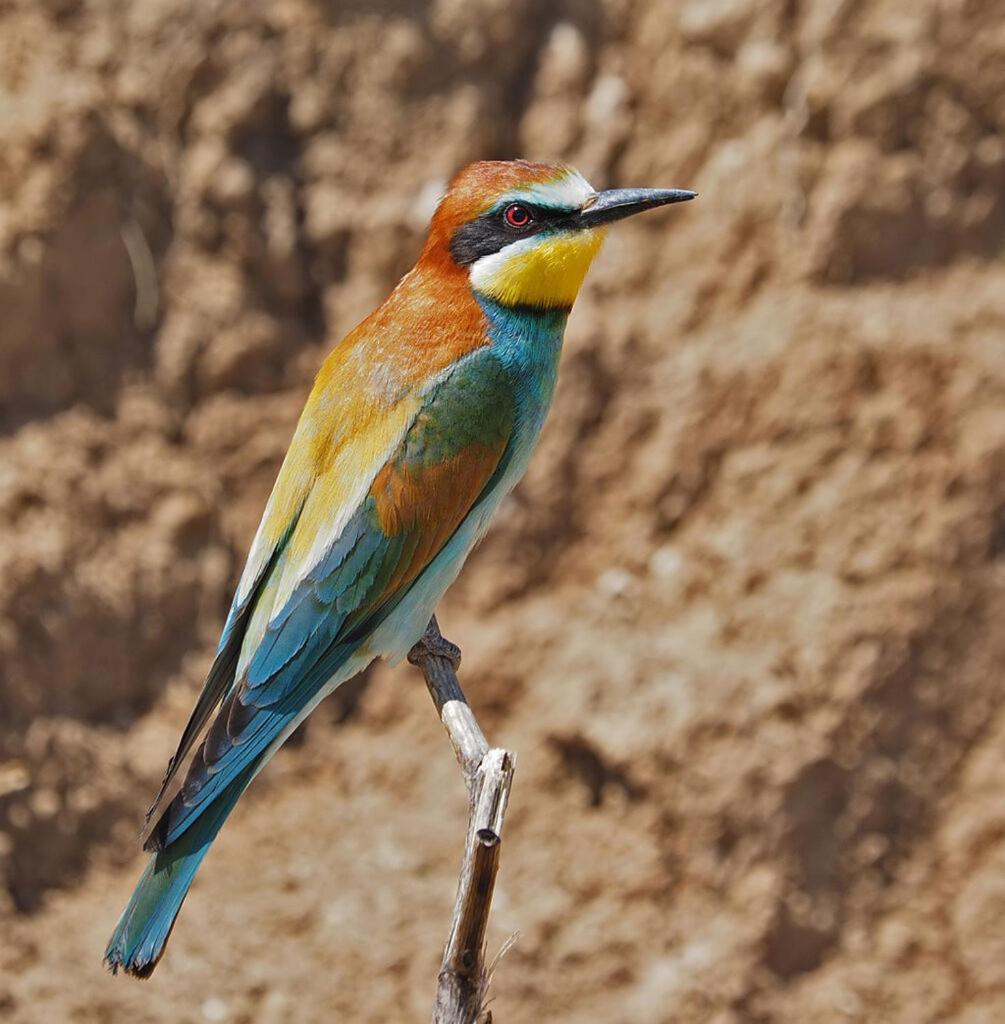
[408,616,516,1024]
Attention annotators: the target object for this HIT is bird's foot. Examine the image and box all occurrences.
[408,617,462,672]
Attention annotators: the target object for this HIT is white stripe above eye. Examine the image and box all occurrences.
[503,168,596,211]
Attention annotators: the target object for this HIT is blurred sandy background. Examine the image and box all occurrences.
[1,0,1003,1021]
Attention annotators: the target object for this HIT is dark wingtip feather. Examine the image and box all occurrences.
[143,794,177,852]
[142,817,167,853]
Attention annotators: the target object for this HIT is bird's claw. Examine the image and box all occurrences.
[408,619,462,672]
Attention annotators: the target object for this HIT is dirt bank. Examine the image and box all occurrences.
[0,0,1003,1020]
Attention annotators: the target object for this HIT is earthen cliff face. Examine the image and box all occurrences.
[1,1,1003,1020]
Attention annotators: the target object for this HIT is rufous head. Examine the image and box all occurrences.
[422,160,695,311]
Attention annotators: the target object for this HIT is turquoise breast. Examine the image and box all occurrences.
[476,295,568,474]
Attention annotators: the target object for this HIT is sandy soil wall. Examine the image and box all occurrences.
[0,0,1003,1020]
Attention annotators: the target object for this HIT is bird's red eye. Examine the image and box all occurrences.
[504,203,532,228]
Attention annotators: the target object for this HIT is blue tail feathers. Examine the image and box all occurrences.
[103,770,251,978]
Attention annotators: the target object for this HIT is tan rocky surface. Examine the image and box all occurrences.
[0,0,1003,1020]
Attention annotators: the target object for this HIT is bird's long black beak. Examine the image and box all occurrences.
[576,187,697,228]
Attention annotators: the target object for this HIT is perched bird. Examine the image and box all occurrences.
[104,160,695,977]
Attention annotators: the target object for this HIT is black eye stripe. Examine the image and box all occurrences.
[504,203,566,225]
[449,204,575,266]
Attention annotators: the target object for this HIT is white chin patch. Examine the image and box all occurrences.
[469,227,606,309]
[468,235,538,294]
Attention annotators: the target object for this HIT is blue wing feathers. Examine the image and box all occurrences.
[245,505,381,692]
[160,703,303,845]
[245,592,332,691]
[160,629,357,847]
[139,523,300,846]
[158,508,397,843]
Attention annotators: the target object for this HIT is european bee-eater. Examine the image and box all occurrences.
[104,160,694,976]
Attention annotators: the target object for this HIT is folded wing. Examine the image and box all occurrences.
[144,347,516,851]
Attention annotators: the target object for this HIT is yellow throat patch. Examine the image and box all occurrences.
[470,228,607,309]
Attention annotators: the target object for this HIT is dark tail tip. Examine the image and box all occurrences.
[104,939,163,980]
